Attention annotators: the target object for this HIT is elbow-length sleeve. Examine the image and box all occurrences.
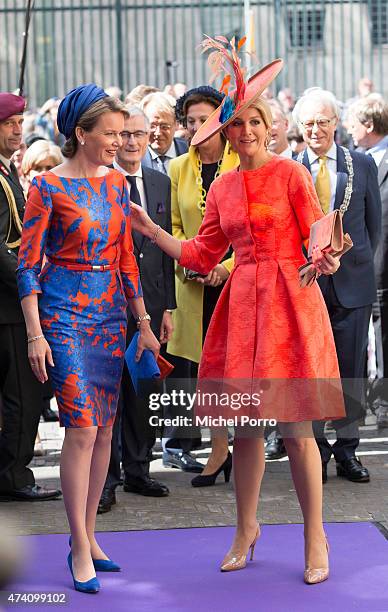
[179,183,230,275]
[289,163,324,242]
[17,176,53,300]
[119,180,142,300]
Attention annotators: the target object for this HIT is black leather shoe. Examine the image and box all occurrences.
[265,437,287,460]
[163,450,204,473]
[97,488,116,514]
[322,461,328,484]
[0,484,62,502]
[123,476,169,497]
[42,405,59,422]
[376,406,388,430]
[336,457,370,483]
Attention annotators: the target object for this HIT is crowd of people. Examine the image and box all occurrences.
[0,35,387,592]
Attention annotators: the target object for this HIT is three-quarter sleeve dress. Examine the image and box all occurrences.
[178,157,345,422]
[17,170,142,427]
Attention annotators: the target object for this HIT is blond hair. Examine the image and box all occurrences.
[22,140,63,176]
[140,92,176,120]
[251,96,273,129]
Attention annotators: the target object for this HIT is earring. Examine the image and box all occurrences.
[80,141,85,146]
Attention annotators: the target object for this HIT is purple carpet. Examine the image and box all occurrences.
[8,523,388,611]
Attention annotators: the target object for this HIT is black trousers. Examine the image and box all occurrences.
[105,360,164,488]
[313,278,371,462]
[370,288,388,409]
[163,285,222,450]
[0,323,42,490]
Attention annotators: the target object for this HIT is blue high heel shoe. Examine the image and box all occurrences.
[69,537,121,572]
[67,552,100,594]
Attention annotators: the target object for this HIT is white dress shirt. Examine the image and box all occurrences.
[113,160,148,212]
[366,135,388,168]
[148,141,176,174]
[307,142,338,212]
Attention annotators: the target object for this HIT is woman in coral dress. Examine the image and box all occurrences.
[17,85,159,593]
[130,41,345,584]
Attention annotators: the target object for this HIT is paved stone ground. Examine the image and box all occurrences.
[1,417,387,537]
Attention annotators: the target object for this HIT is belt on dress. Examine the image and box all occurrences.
[47,256,119,272]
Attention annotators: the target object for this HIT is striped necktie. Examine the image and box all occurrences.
[156,155,168,174]
[314,155,331,215]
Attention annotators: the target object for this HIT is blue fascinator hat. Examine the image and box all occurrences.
[57,83,108,139]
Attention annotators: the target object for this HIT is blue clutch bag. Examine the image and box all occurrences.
[124,331,160,394]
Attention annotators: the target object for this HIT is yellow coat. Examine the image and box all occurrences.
[167,144,239,363]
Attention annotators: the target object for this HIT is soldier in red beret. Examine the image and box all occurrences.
[0,93,61,501]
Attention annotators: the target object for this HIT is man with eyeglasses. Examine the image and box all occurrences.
[141,92,187,174]
[98,106,176,512]
[294,88,381,484]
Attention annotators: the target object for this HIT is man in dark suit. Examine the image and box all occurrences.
[0,92,60,501]
[141,92,187,174]
[293,88,382,483]
[348,96,388,429]
[98,106,176,513]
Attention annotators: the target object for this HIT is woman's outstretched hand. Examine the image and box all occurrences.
[130,202,155,236]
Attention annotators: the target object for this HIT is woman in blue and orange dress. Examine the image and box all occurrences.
[17,85,159,594]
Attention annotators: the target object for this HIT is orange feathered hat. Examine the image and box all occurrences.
[191,35,283,147]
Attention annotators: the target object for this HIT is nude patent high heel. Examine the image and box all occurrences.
[220,526,260,572]
[304,537,330,585]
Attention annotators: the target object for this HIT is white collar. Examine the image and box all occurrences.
[0,152,11,171]
[279,145,293,159]
[148,140,176,160]
[113,160,143,179]
[307,142,337,164]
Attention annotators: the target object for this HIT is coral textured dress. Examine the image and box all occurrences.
[179,157,345,422]
[17,170,141,428]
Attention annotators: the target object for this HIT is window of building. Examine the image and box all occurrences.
[369,0,388,45]
[287,8,325,48]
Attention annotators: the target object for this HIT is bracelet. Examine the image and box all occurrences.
[151,224,161,244]
[27,334,45,344]
[136,313,151,327]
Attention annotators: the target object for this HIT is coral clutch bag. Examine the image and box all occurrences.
[299,210,353,287]
[307,210,352,259]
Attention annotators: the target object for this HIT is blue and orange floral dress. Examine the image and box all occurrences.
[17,170,142,428]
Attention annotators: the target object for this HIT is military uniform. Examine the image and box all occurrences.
[0,93,60,500]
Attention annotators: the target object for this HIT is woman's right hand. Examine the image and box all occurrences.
[130,202,155,236]
[28,337,54,383]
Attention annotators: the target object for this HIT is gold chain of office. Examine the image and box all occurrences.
[195,152,222,218]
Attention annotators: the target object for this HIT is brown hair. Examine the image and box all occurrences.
[61,96,128,158]
[184,93,221,118]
